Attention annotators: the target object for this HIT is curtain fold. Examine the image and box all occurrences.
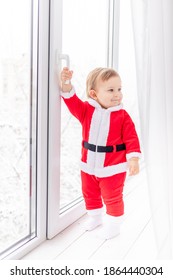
[131,0,173,258]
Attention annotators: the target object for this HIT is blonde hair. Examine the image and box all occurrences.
[86,67,120,98]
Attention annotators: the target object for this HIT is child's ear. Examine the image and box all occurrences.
[89,89,97,100]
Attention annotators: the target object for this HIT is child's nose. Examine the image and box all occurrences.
[113,91,119,97]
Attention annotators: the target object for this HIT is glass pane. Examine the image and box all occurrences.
[60,0,109,210]
[0,0,37,256]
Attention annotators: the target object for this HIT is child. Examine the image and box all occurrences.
[60,67,141,239]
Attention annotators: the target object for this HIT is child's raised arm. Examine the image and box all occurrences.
[60,67,73,92]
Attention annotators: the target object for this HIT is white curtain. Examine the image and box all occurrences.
[131,0,173,259]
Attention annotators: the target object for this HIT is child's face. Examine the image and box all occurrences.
[90,76,122,109]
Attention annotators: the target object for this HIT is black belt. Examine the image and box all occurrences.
[83,141,126,153]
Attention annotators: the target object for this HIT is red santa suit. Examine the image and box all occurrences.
[61,88,141,216]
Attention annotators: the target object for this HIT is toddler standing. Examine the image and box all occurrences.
[60,67,141,239]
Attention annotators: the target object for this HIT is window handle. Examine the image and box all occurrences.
[57,53,70,84]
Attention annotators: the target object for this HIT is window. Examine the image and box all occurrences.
[0,0,120,258]
[0,0,38,258]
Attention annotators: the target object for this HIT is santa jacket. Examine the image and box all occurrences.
[61,88,141,178]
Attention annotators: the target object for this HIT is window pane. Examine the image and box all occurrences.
[60,0,109,211]
[0,0,37,256]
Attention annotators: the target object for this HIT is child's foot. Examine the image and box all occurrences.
[97,225,120,240]
[96,214,123,239]
[83,216,102,231]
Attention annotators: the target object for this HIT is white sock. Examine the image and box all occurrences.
[83,208,103,231]
[97,214,124,240]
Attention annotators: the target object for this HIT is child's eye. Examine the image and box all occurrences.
[108,89,114,92]
[118,88,122,91]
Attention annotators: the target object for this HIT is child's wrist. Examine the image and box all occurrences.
[61,84,73,92]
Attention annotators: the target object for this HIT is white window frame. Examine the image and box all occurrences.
[47,0,86,239]
[4,0,49,260]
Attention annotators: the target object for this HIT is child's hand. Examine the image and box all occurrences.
[60,67,73,92]
[128,157,139,176]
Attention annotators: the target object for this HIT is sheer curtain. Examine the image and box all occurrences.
[131,0,173,259]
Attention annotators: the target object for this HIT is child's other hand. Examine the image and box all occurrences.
[60,67,73,92]
[128,157,139,176]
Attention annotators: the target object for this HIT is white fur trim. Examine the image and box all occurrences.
[108,103,123,112]
[86,109,101,170]
[88,98,101,109]
[88,98,123,112]
[86,108,111,171]
[80,161,128,178]
[126,152,141,160]
[95,110,111,169]
[60,87,75,99]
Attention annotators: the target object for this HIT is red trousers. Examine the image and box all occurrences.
[81,171,126,216]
